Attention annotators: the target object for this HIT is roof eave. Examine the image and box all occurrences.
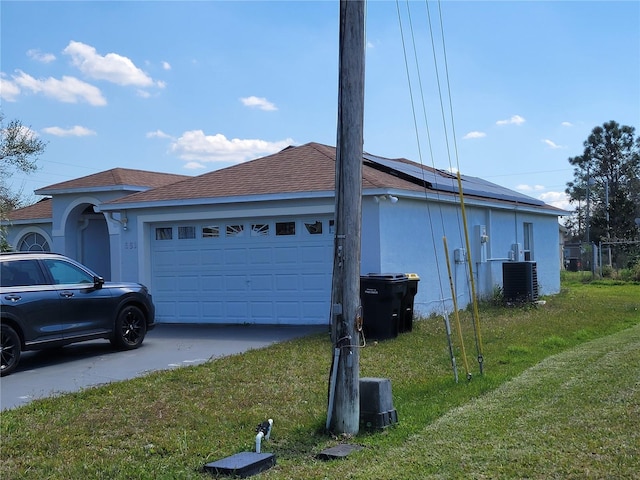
[35,185,151,196]
[99,190,337,211]
[1,217,53,226]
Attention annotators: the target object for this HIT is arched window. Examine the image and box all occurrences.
[17,232,51,252]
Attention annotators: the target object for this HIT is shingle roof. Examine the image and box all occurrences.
[7,143,562,221]
[7,198,53,221]
[35,168,190,194]
[106,142,426,205]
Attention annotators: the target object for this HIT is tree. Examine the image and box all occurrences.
[565,121,640,245]
[1,113,47,250]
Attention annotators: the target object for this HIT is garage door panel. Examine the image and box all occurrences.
[274,246,298,264]
[275,274,299,291]
[201,301,224,322]
[156,300,176,319]
[154,250,177,268]
[178,302,200,319]
[251,274,273,291]
[302,302,329,323]
[225,248,249,265]
[226,275,248,291]
[249,248,272,264]
[225,301,249,320]
[180,250,201,266]
[250,301,274,321]
[178,275,199,291]
[301,273,331,292]
[201,275,224,292]
[155,276,177,293]
[275,302,300,320]
[151,217,332,325]
[201,250,224,266]
[301,245,331,263]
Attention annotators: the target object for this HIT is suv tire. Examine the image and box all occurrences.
[1,325,22,377]
[111,305,147,350]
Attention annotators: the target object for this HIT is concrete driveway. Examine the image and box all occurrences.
[0,324,327,411]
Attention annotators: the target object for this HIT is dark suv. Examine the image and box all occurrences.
[1,252,155,376]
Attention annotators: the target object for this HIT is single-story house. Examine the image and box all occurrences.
[4,142,566,325]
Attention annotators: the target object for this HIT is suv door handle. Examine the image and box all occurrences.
[4,294,21,302]
[60,291,74,298]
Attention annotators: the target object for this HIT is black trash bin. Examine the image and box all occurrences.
[400,273,420,333]
[360,273,408,341]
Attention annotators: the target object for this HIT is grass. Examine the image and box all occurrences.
[1,275,639,479]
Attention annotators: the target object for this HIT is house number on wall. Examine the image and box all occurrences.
[125,242,137,250]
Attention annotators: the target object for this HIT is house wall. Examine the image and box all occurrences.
[370,196,562,317]
[6,223,53,251]
[361,197,381,272]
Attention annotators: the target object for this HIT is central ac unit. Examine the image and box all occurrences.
[502,261,538,303]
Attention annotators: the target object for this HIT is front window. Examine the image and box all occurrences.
[523,222,533,261]
[17,233,50,252]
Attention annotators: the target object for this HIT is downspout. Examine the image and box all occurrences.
[78,218,90,263]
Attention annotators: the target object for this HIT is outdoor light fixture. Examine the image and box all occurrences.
[374,195,398,203]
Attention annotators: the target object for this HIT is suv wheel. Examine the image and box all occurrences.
[111,305,147,350]
[1,325,21,377]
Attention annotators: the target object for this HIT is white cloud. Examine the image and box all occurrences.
[463,131,486,139]
[561,121,573,127]
[539,191,572,211]
[184,161,206,170]
[146,129,173,139]
[42,125,96,137]
[516,184,545,192]
[27,49,56,63]
[496,115,525,126]
[240,96,277,111]
[170,131,293,163]
[162,61,171,70]
[63,41,156,87]
[0,74,21,101]
[12,70,107,106]
[542,138,565,149]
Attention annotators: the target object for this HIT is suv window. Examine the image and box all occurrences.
[42,259,94,285]
[0,259,49,287]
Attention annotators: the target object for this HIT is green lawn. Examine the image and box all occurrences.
[1,278,639,479]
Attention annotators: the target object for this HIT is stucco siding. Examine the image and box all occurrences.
[372,198,562,317]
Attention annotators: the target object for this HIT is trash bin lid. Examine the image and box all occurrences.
[362,273,407,281]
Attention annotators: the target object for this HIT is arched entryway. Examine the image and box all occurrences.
[63,203,111,280]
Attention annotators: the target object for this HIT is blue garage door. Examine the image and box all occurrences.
[150,215,334,325]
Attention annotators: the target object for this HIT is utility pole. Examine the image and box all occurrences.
[328,0,365,435]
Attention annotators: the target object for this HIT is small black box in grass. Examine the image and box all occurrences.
[317,444,363,460]
[204,452,275,478]
[359,377,398,430]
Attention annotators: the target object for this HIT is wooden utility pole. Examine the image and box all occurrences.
[328,0,365,435]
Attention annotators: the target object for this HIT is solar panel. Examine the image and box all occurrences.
[363,154,545,206]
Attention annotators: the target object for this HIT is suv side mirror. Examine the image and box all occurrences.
[94,276,105,288]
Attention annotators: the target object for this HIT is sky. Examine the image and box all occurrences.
[2,0,639,212]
